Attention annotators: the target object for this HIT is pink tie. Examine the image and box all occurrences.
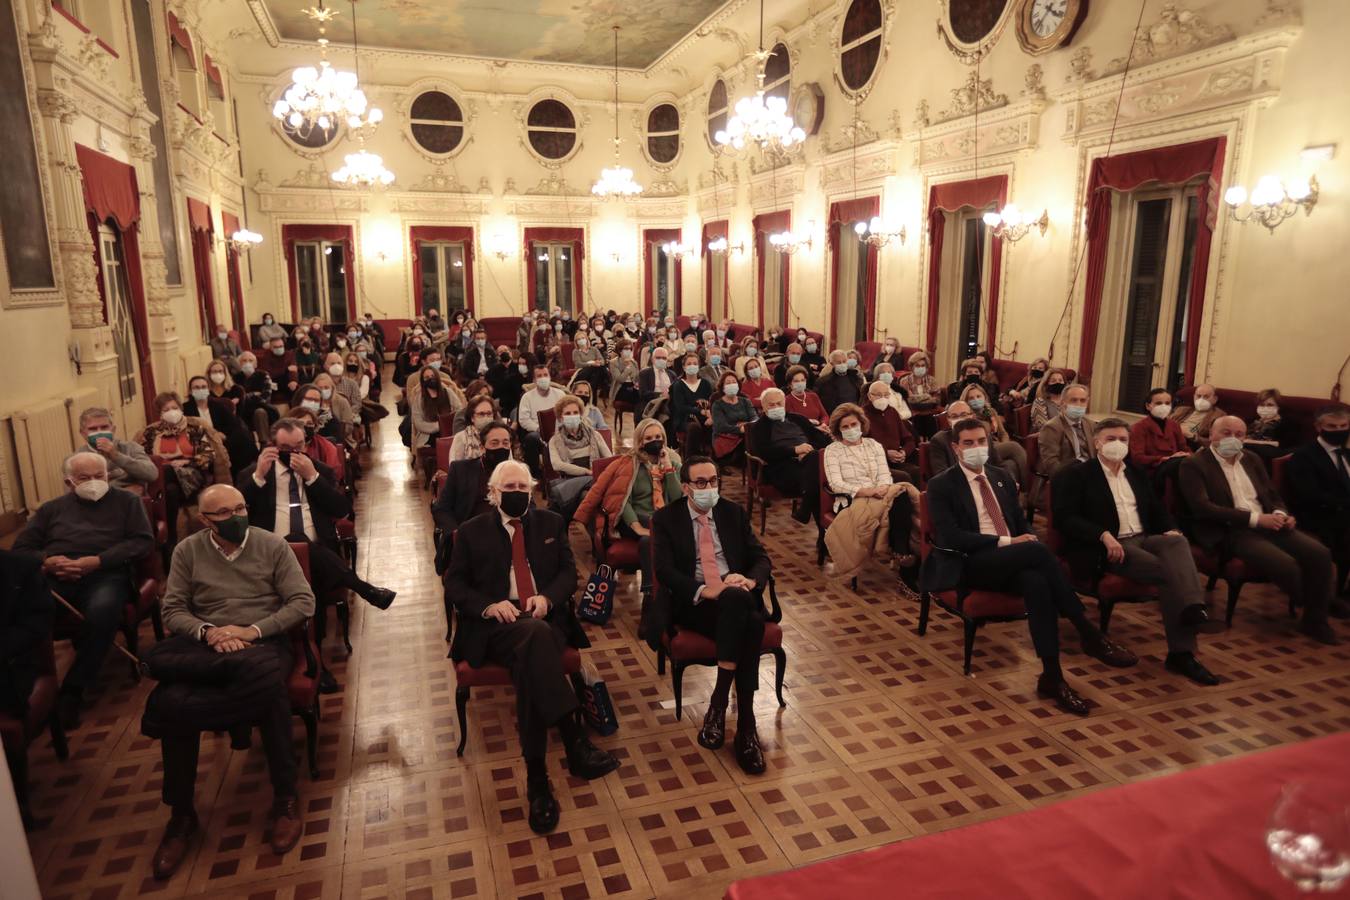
[975,474,1010,538]
[696,513,724,592]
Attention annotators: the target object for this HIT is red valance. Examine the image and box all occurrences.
[829,196,880,343]
[74,144,141,229]
[753,210,791,329]
[221,210,240,236]
[701,220,729,245]
[1077,137,1226,386]
[523,227,584,315]
[642,228,682,319]
[925,175,1008,356]
[410,225,476,316]
[701,220,729,320]
[281,224,356,322]
[202,53,223,87]
[521,227,585,260]
[828,196,880,227]
[186,196,213,233]
[167,11,194,62]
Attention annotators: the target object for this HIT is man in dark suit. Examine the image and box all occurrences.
[651,456,774,774]
[1051,419,1223,686]
[457,328,493,381]
[1178,415,1343,644]
[747,388,831,524]
[446,459,618,835]
[1284,404,1350,595]
[927,400,1011,480]
[432,423,514,560]
[921,419,1137,716]
[238,418,395,611]
[637,346,673,408]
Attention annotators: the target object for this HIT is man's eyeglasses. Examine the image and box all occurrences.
[687,477,719,490]
[202,505,248,521]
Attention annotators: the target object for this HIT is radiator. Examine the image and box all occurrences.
[1,386,100,514]
[178,345,213,389]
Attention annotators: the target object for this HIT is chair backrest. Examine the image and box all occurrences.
[287,541,313,582]
[437,412,457,437]
[592,454,620,478]
[1041,481,1064,553]
[918,491,933,564]
[818,445,839,526]
[538,408,557,443]
[1271,453,1292,496]
[596,427,613,452]
[559,341,575,369]
[854,341,882,371]
[1013,404,1033,439]
[435,436,454,473]
[1023,432,1041,476]
[918,441,932,486]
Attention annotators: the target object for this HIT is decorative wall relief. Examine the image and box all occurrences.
[937,70,1008,123]
[1103,3,1235,75]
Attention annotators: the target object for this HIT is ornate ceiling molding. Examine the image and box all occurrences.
[817,142,900,195]
[389,194,488,216]
[911,96,1046,170]
[1103,2,1236,76]
[936,70,1009,124]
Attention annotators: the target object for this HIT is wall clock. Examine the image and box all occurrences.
[937,0,1015,63]
[791,83,825,137]
[1015,0,1088,55]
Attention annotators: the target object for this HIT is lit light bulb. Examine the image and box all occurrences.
[982,211,1001,228]
[1224,185,1248,207]
[854,221,867,236]
[1250,175,1284,207]
[1286,178,1311,201]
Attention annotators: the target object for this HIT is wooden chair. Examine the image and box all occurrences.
[581,456,642,578]
[744,426,795,535]
[1,637,69,826]
[915,492,1029,674]
[917,441,932,487]
[286,542,326,779]
[1023,432,1042,516]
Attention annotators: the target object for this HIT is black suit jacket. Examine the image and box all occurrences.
[432,458,490,536]
[458,345,492,380]
[0,550,52,715]
[1285,440,1350,540]
[747,412,830,465]
[445,508,585,666]
[1051,459,1174,581]
[1177,449,1285,551]
[236,458,351,549]
[920,463,1029,592]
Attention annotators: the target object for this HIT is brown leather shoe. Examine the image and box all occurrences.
[1036,676,1094,717]
[268,796,304,855]
[152,812,198,881]
[1082,634,1137,668]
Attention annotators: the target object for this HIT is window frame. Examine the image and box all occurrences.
[763,43,792,103]
[754,210,792,330]
[405,83,470,161]
[523,96,581,165]
[411,225,476,317]
[642,228,683,320]
[835,0,886,98]
[282,224,356,323]
[642,101,682,169]
[706,78,729,149]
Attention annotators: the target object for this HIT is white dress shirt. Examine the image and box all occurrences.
[1100,461,1144,538]
[653,366,671,396]
[961,463,1012,547]
[255,462,318,541]
[689,502,729,606]
[1210,447,1282,527]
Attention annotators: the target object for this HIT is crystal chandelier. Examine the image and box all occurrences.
[1224,174,1318,233]
[592,26,643,199]
[982,203,1049,242]
[272,2,383,142]
[331,147,394,187]
[714,0,805,152]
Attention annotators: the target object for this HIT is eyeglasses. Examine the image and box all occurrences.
[202,504,248,520]
[687,476,720,489]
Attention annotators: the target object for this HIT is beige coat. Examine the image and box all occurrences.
[824,482,920,581]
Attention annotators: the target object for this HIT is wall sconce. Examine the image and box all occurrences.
[1224,175,1319,233]
[224,229,263,253]
[854,217,906,248]
[768,228,812,255]
[982,203,1049,243]
[707,237,745,256]
[661,240,696,259]
[487,233,514,261]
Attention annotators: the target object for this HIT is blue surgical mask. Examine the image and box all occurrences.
[834,364,848,375]
[684,364,700,377]
[788,354,801,364]
[691,487,719,511]
[654,359,668,370]
[847,359,858,369]
[765,407,786,421]
[709,355,722,367]
[1216,436,1244,459]
[722,383,739,397]
[969,397,986,412]
[880,372,894,385]
[746,347,758,357]
[1065,404,1087,421]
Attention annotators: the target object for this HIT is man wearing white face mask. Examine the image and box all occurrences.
[517,365,566,478]
[1170,383,1226,447]
[1052,420,1223,685]
[1178,416,1343,644]
[14,453,154,729]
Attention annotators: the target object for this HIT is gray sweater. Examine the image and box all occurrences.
[13,488,153,569]
[161,528,315,639]
[77,441,158,489]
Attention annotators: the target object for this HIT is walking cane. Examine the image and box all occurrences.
[50,589,144,666]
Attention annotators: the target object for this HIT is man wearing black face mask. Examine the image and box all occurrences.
[1285,404,1350,596]
[433,423,515,572]
[446,459,617,835]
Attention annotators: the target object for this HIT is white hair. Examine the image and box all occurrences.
[64,451,107,478]
[487,459,535,492]
[760,387,784,405]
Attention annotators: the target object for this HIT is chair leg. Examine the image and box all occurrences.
[771,649,787,708]
[917,592,931,636]
[1099,599,1115,634]
[1225,580,1243,626]
[656,649,665,676]
[125,618,140,682]
[759,498,767,535]
[672,662,686,720]
[962,619,978,675]
[298,705,319,779]
[49,712,69,761]
[336,599,352,653]
[816,533,826,567]
[455,686,470,757]
[314,602,328,652]
[150,602,165,642]
[1206,574,1219,592]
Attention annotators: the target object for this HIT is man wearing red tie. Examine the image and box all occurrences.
[921,419,1138,716]
[446,459,618,834]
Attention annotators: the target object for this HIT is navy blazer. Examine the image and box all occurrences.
[1051,459,1174,580]
[1284,440,1350,540]
[920,463,1028,593]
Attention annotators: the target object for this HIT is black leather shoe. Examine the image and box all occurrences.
[698,705,726,750]
[152,812,198,881]
[1179,604,1227,634]
[57,691,81,731]
[1082,635,1137,668]
[1298,619,1340,645]
[565,739,619,780]
[1036,676,1094,716]
[1165,653,1221,686]
[526,776,560,834]
[318,668,340,694]
[228,724,253,750]
[1328,599,1350,620]
[734,727,767,775]
[360,586,396,610]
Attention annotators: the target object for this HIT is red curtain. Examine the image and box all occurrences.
[753,210,791,328]
[281,224,356,322]
[221,211,248,345]
[202,54,223,92]
[74,144,156,420]
[409,225,476,316]
[829,196,881,344]
[1077,137,1226,386]
[523,227,584,316]
[186,197,217,336]
[166,11,194,60]
[642,228,682,319]
[924,175,1007,356]
[701,220,729,319]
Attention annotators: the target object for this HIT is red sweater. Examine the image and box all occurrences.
[740,376,777,407]
[785,390,827,425]
[865,405,915,457]
[1129,415,1189,469]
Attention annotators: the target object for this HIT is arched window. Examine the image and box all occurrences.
[410,90,465,155]
[706,79,728,146]
[763,43,791,103]
[526,99,577,161]
[646,103,680,165]
[840,0,884,92]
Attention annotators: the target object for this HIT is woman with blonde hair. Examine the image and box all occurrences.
[203,358,242,408]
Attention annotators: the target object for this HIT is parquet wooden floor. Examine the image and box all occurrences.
[23,396,1350,899]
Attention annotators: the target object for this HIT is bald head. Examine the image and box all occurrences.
[199,484,245,516]
[1209,415,1247,445]
[946,401,972,419]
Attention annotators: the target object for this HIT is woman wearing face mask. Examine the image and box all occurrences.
[406,366,453,473]
[738,355,776,408]
[311,372,358,447]
[321,352,359,411]
[898,351,941,438]
[870,363,913,419]
[568,331,608,397]
[568,383,607,430]
[960,383,1028,487]
[946,358,995,417]
[185,375,258,476]
[496,350,533,419]
[289,384,340,446]
[204,359,243,408]
[547,395,613,521]
[783,365,828,427]
[799,334,826,380]
[864,381,919,483]
[871,339,905,378]
[256,313,287,345]
[573,418,682,601]
[1128,388,1190,477]
[450,395,500,462]
[733,337,761,379]
[608,339,640,415]
[393,337,427,390]
[774,342,806,389]
[669,352,714,455]
[289,406,344,477]
[709,371,757,463]
[1031,369,1070,431]
[139,392,217,544]
[293,336,321,385]
[822,404,918,568]
[1245,388,1296,460]
[1008,357,1051,404]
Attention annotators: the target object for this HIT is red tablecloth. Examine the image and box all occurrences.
[727,733,1350,899]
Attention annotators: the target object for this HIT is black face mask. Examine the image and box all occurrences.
[642,439,664,457]
[965,374,982,385]
[499,352,512,363]
[213,514,249,545]
[303,427,317,441]
[1047,382,1066,397]
[1030,369,1046,379]
[498,490,530,519]
[423,378,439,390]
[483,447,511,470]
[346,364,359,373]
[1320,429,1349,447]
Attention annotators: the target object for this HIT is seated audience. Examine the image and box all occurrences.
[638,346,673,408]
[784,365,827,426]
[609,341,639,407]
[1007,357,1050,405]
[899,351,941,439]
[651,457,773,775]
[922,418,1137,715]
[870,338,906,378]
[733,337,762,378]
[799,333,826,380]
[451,395,499,463]
[207,326,242,370]
[1284,404,1350,592]
[407,366,453,453]
[823,404,915,555]
[961,382,1028,487]
[815,350,865,413]
[1129,388,1191,480]
[1171,383,1226,447]
[292,383,342,445]
[710,371,756,460]
[1178,415,1345,644]
[14,453,153,728]
[698,346,732,386]
[871,363,913,419]
[458,327,494,382]
[255,314,286,346]
[517,365,566,478]
[1051,419,1224,686]
[774,343,804,388]
[946,358,992,414]
[746,388,831,522]
[288,407,343,478]
[311,372,358,445]
[446,460,617,834]
[434,423,515,571]
[1037,383,1094,480]
[77,406,158,493]
[141,391,217,545]
[670,352,713,453]
[864,381,919,483]
[236,351,280,429]
[739,356,776,407]
[293,335,320,384]
[1244,388,1298,463]
[568,382,607,430]
[547,394,612,521]
[204,359,245,410]
[186,374,258,476]
[928,400,1013,480]
[1030,369,1069,430]
[145,484,314,879]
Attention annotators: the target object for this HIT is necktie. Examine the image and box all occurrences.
[1073,423,1088,460]
[286,468,305,539]
[509,518,536,604]
[696,513,724,592]
[975,474,1010,538]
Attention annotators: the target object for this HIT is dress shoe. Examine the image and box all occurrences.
[268,796,304,855]
[227,724,253,751]
[1037,676,1094,716]
[1082,635,1137,668]
[1165,653,1220,686]
[56,691,81,731]
[565,739,620,780]
[152,813,198,881]
[318,668,340,694]
[527,776,560,834]
[1298,619,1340,646]
[360,586,396,610]
[733,727,767,775]
[1328,598,1350,620]
[698,705,726,750]
[1179,604,1227,635]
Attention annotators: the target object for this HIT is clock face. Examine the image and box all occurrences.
[1031,0,1068,36]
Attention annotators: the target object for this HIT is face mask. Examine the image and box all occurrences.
[1047,382,1065,397]
[74,479,109,502]
[1151,403,1172,419]
[913,366,928,378]
[272,347,286,356]
[328,364,343,377]
[85,431,114,448]
[716,330,726,339]
[535,377,551,391]
[428,360,443,370]
[1193,398,1213,412]
[483,447,511,469]
[347,364,359,373]
[216,331,228,341]
[806,343,818,353]
[833,364,848,375]
[1065,405,1087,421]
[841,426,862,443]
[161,408,184,426]
[872,398,889,412]
[621,350,633,360]
[475,339,486,348]
[691,487,719,511]
[190,388,209,403]
[847,359,859,369]
[302,426,317,441]
[884,345,897,355]
[518,364,529,375]
[472,414,495,430]
[263,317,274,325]
[1256,405,1278,420]
[310,325,322,333]
[1215,436,1244,459]
[709,355,722,367]
[1319,429,1349,447]
[1030,369,1046,379]
[240,363,256,376]
[746,367,761,380]
[797,334,807,344]
[413,329,425,336]
[880,372,894,385]
[576,395,590,406]
[576,340,589,349]
[562,413,582,430]
[212,513,249,544]
[1100,440,1129,463]
[722,383,740,397]
[348,332,360,341]
[555,325,564,332]
[409,343,424,353]
[965,374,982,385]
[791,382,806,395]
[642,439,665,457]
[765,406,786,421]
[422,378,438,390]
[789,354,801,365]
[498,490,531,518]
[686,343,698,353]
[968,397,986,412]
[301,400,321,412]
[961,446,990,469]
[319,388,332,400]
[746,347,758,357]
[336,340,347,350]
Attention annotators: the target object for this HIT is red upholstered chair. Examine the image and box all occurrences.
[1,636,69,826]
[916,492,1029,674]
[538,408,557,444]
[1271,453,1291,496]
[1042,482,1159,633]
[854,341,882,371]
[1022,432,1042,516]
[558,341,577,382]
[816,450,854,566]
[744,425,795,535]
[582,456,642,577]
[1011,404,1033,441]
[917,442,932,488]
[286,542,325,779]
[596,428,613,453]
[648,544,787,721]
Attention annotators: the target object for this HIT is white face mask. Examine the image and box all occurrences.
[209,372,226,384]
[536,377,551,391]
[841,426,862,443]
[1256,404,1278,420]
[961,446,990,469]
[1150,403,1172,419]
[1193,397,1213,412]
[872,398,890,411]
[240,363,256,375]
[301,399,321,412]
[1099,440,1129,463]
[161,408,184,426]
[328,364,344,376]
[73,479,109,502]
[913,366,928,378]
[746,367,761,380]
[319,388,332,400]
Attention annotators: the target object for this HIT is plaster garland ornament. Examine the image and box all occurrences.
[937,70,1008,122]
[1105,2,1235,73]
[1067,46,1096,84]
[1023,64,1046,100]
[1256,0,1302,26]
[913,99,931,129]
